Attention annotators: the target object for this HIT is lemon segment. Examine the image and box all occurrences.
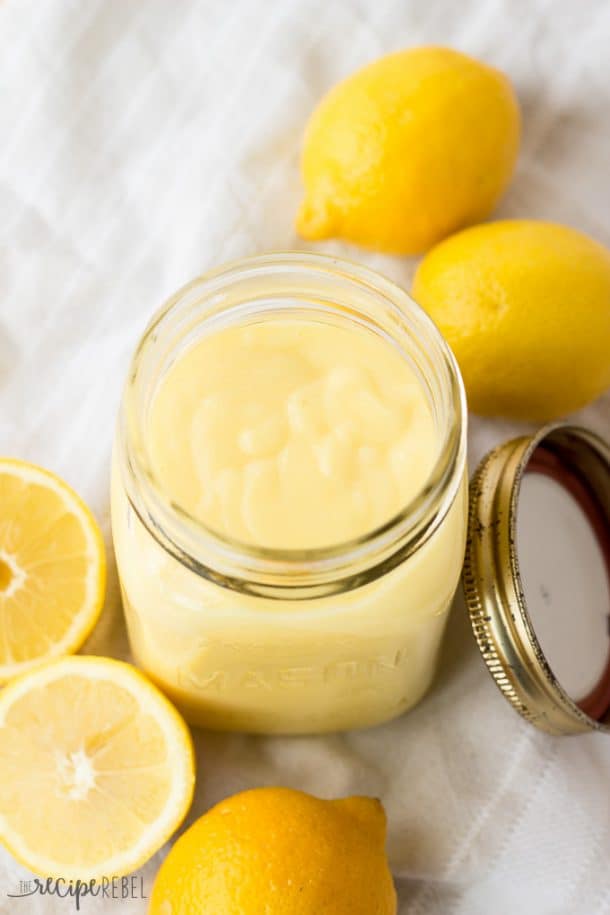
[150,786,397,914]
[297,46,520,254]
[0,458,106,682]
[0,655,195,879]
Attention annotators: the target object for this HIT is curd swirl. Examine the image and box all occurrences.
[112,254,467,733]
[147,321,437,550]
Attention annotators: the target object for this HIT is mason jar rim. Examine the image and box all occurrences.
[117,251,467,598]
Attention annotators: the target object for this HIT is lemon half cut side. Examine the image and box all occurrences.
[0,655,195,880]
[0,458,106,682]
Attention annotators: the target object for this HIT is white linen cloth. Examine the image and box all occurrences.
[1,1,609,912]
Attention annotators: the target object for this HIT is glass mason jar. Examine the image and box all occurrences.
[112,253,468,734]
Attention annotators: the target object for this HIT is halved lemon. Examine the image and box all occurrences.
[0,655,195,879]
[0,458,106,682]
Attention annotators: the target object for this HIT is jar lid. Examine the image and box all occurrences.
[463,423,610,736]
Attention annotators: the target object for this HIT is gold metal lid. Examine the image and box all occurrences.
[463,423,610,736]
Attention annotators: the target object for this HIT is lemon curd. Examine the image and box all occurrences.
[147,322,437,550]
[112,254,467,733]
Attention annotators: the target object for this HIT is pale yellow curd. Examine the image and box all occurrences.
[147,321,437,550]
[112,254,467,733]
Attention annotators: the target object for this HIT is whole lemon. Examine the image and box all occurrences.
[149,787,397,915]
[412,220,610,420]
[296,46,520,254]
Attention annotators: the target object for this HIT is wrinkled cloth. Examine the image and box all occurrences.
[1,1,609,912]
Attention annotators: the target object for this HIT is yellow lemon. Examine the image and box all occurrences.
[296,46,520,254]
[149,787,397,915]
[412,220,610,420]
[0,655,195,879]
[0,459,106,682]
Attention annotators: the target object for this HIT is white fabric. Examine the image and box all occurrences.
[1,1,609,912]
